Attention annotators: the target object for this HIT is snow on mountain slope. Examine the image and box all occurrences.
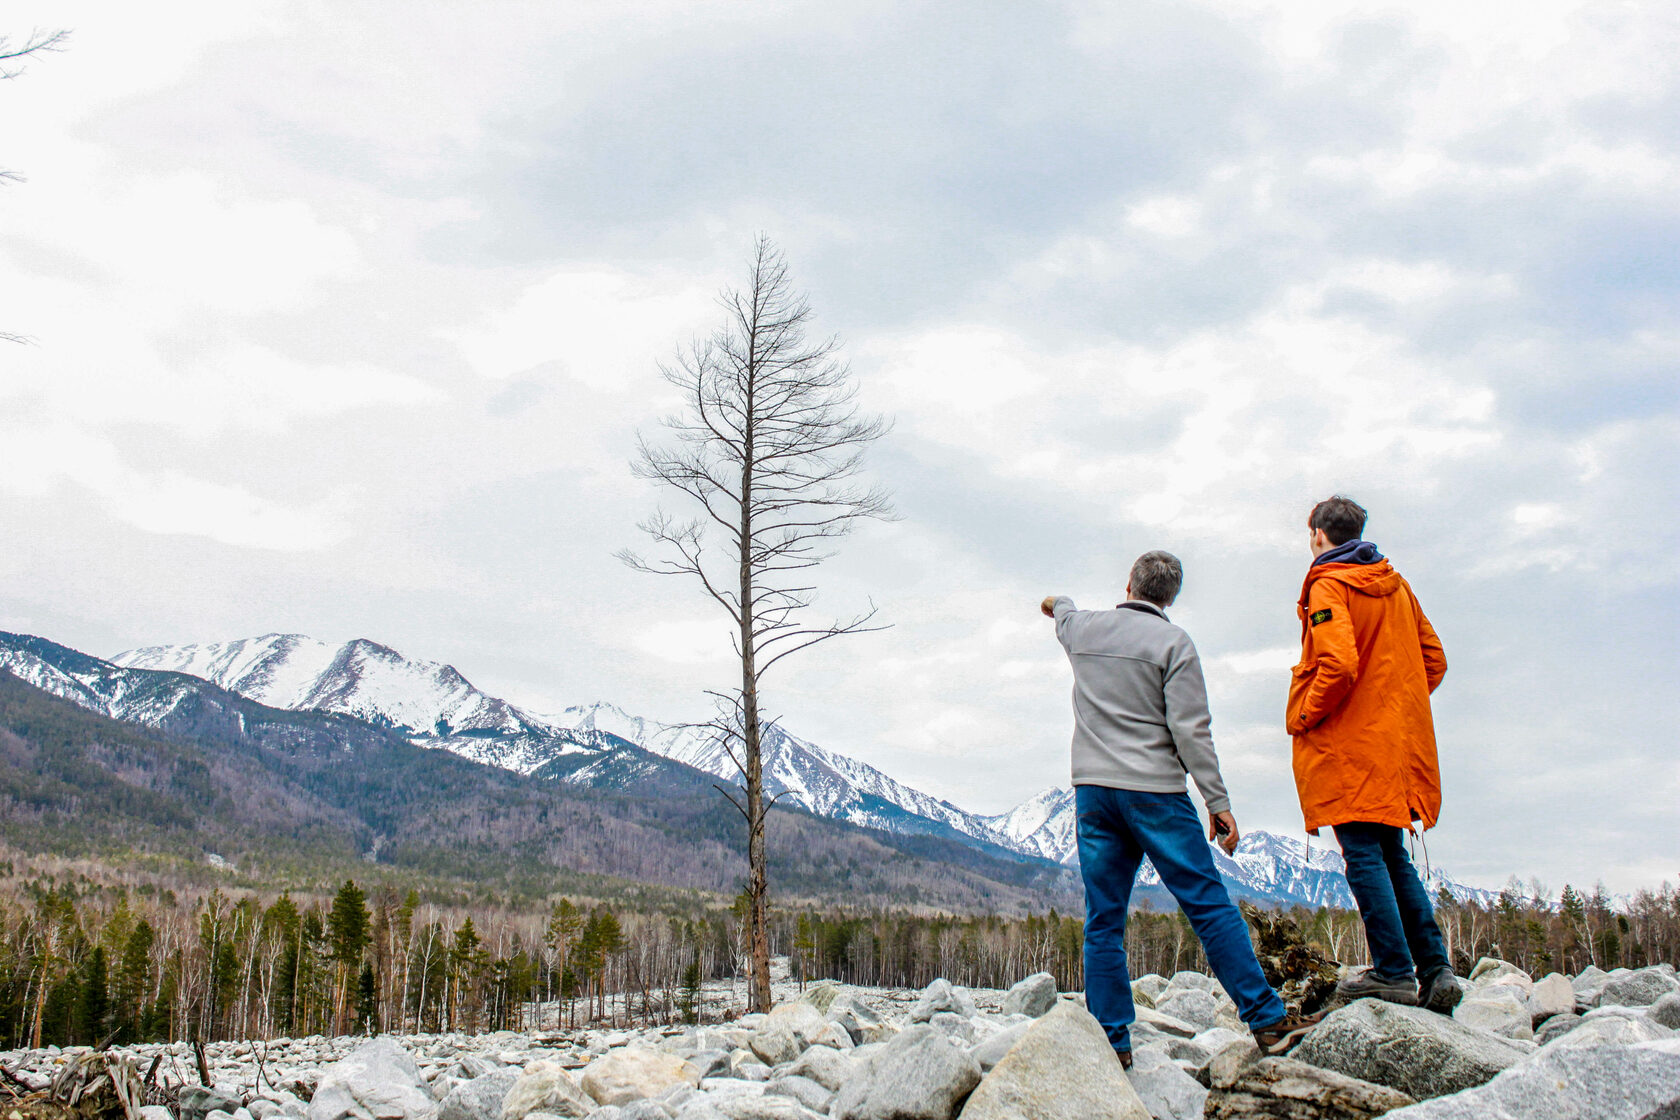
[96,631,1500,904]
[989,786,1496,907]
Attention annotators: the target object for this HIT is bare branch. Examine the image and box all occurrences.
[0,29,69,79]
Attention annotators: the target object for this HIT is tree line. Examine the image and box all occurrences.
[3,868,1674,1050]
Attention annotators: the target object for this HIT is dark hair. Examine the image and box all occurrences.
[1129,550,1184,607]
[1308,496,1368,545]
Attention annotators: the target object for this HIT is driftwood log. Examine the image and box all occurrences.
[1243,902,1343,1017]
[1,1053,144,1120]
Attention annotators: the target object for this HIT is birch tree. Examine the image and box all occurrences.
[621,236,892,1011]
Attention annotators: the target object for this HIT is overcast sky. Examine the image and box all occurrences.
[2,0,1676,894]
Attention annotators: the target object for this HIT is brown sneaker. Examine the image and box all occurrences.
[1333,967,1419,1007]
[1115,1048,1133,1071]
[1253,1012,1322,1057]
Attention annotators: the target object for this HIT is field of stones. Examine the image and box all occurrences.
[4,959,1677,1120]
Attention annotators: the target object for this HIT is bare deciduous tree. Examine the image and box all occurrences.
[620,235,893,1011]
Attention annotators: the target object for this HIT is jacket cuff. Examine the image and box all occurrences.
[1204,796,1232,816]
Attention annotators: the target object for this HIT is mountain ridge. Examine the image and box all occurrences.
[101,630,1500,909]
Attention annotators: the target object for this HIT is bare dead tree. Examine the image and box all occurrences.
[620,235,893,1012]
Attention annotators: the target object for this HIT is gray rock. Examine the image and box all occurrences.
[309,1039,439,1120]
[581,1051,701,1107]
[1571,964,1610,993]
[1205,1057,1414,1120]
[250,1103,283,1120]
[140,1107,174,1120]
[1167,971,1215,994]
[966,1022,1029,1072]
[1599,967,1680,1008]
[926,1011,974,1045]
[1153,990,1222,1033]
[1648,992,1680,1030]
[182,1086,245,1120]
[1201,1039,1261,1090]
[827,996,890,1045]
[1544,1014,1673,1050]
[1291,998,1527,1099]
[711,1096,823,1120]
[684,1053,729,1081]
[1526,972,1575,1025]
[439,1071,520,1120]
[1132,975,1170,1003]
[958,1000,1149,1120]
[500,1062,595,1120]
[1125,1049,1206,1120]
[784,1046,852,1092]
[458,1058,503,1081]
[1131,1007,1198,1038]
[1468,958,1532,996]
[797,982,841,1015]
[1161,1036,1213,1070]
[907,979,977,1024]
[619,1103,674,1120]
[1000,973,1058,1019]
[1533,1013,1582,1046]
[831,1024,980,1120]
[581,1109,623,1120]
[1381,1036,1680,1119]
[762,1075,833,1114]
[749,1004,830,1066]
[1454,987,1534,1040]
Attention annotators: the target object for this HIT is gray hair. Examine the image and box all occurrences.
[1129,550,1184,607]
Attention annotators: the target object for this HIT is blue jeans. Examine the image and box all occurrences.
[1077,786,1286,1052]
[1333,822,1451,983]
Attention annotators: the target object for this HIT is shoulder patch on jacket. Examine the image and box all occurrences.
[1310,608,1333,626]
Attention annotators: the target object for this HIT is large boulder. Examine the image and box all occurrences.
[1380,1036,1680,1119]
[967,1022,1030,1072]
[831,1024,980,1120]
[958,1001,1149,1120]
[500,1062,595,1120]
[783,1046,853,1093]
[1132,975,1170,1003]
[1153,990,1222,1033]
[1124,1049,1206,1120]
[1467,958,1532,997]
[1533,1013,1583,1046]
[182,1087,245,1120]
[749,1003,830,1066]
[797,982,841,1014]
[1599,967,1680,1008]
[1131,1006,1198,1038]
[1291,998,1527,1099]
[1167,971,1215,994]
[1648,992,1680,1030]
[1571,965,1610,994]
[908,979,977,1023]
[1544,1014,1673,1050]
[580,1051,701,1107]
[828,996,892,1045]
[1000,974,1057,1019]
[1526,973,1575,1025]
[308,1039,437,1120]
[763,1075,833,1115]
[1205,1057,1414,1120]
[438,1071,520,1120]
[1454,987,1534,1040]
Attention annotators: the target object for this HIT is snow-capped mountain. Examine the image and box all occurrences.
[112,634,609,773]
[557,702,1012,850]
[987,787,1499,907]
[85,629,1501,906]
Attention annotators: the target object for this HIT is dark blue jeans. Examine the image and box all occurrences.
[1333,822,1451,983]
[1077,785,1286,1052]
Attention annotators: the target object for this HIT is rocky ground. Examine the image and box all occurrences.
[4,960,1679,1120]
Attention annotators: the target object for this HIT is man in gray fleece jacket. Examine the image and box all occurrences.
[1043,550,1313,1065]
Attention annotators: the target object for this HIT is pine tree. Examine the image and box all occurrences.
[112,921,154,1043]
[679,955,703,1024]
[355,962,378,1034]
[74,945,109,1045]
[328,881,371,1033]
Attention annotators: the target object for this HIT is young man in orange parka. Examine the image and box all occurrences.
[1288,495,1462,1014]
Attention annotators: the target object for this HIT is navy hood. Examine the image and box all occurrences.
[1312,539,1384,567]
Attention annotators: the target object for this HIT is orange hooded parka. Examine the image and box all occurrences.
[1287,556,1447,834]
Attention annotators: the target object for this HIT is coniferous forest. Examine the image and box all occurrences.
[4,855,1675,1050]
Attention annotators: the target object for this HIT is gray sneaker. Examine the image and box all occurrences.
[1333,967,1419,1006]
[1420,967,1464,1015]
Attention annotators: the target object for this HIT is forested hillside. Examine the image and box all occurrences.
[0,670,1076,912]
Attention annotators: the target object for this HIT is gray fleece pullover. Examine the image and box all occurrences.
[1052,596,1232,814]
